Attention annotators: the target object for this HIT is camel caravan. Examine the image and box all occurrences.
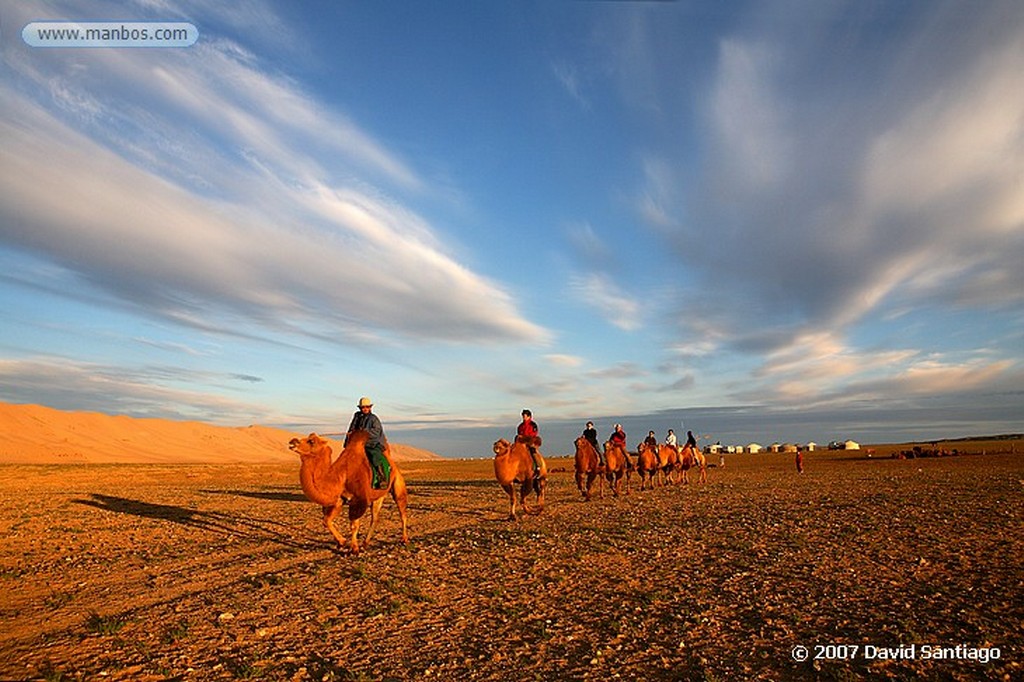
[289,399,713,553]
[591,439,706,497]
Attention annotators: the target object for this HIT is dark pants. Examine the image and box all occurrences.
[366,443,391,488]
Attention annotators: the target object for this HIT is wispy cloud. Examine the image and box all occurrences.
[551,60,589,109]
[652,3,1024,402]
[0,357,280,424]
[0,10,549,349]
[569,273,642,332]
[545,354,584,368]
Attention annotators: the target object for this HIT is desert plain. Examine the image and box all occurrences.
[0,405,1021,681]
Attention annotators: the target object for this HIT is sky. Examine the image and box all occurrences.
[1,0,1022,457]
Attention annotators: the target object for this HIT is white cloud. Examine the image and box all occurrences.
[709,39,792,191]
[0,37,549,347]
[669,4,1024,375]
[552,60,588,109]
[545,354,583,368]
[0,357,279,425]
[569,273,642,332]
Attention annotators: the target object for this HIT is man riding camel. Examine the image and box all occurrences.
[583,420,603,466]
[346,396,390,490]
[517,409,542,477]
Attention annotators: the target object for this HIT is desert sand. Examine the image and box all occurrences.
[0,402,441,464]
[0,406,1020,681]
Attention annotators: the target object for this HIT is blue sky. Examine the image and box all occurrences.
[2,1,1022,456]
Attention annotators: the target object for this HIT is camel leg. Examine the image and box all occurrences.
[360,496,387,549]
[503,483,517,520]
[347,499,368,553]
[519,479,533,514]
[323,504,348,550]
[391,471,410,543]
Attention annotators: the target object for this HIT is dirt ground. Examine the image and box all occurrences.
[1,444,1021,681]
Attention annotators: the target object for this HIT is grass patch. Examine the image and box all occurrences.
[162,618,190,643]
[84,610,126,635]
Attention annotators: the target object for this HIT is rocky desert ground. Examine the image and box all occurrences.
[0,436,1021,681]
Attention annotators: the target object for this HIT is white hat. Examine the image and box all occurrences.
[358,397,373,407]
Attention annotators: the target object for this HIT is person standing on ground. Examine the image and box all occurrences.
[346,396,390,489]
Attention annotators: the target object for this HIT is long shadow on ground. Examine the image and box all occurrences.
[73,493,317,550]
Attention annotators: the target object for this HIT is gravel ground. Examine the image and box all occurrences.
[0,446,1021,681]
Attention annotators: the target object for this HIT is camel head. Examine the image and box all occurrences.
[493,438,511,457]
[289,432,332,459]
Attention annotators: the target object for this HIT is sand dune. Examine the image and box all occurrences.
[0,402,441,464]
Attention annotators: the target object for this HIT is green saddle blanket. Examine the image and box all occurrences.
[366,443,391,489]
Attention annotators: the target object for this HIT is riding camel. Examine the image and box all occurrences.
[573,436,602,501]
[602,440,631,496]
[636,442,660,491]
[288,431,409,554]
[678,444,708,484]
[493,435,547,520]
[656,444,681,485]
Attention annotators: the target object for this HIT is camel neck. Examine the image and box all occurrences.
[300,454,345,506]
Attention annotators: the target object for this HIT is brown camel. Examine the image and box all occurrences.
[573,436,601,501]
[656,444,681,485]
[288,431,409,553]
[678,444,708,484]
[493,435,547,520]
[602,441,631,496]
[636,442,659,491]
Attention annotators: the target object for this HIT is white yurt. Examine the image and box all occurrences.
[746,443,763,454]
[844,439,861,450]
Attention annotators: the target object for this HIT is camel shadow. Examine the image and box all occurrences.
[407,479,496,489]
[199,488,308,502]
[73,493,319,550]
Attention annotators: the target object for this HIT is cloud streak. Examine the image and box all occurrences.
[638,3,1024,402]
[0,19,548,349]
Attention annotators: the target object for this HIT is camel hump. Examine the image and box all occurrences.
[515,434,542,448]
